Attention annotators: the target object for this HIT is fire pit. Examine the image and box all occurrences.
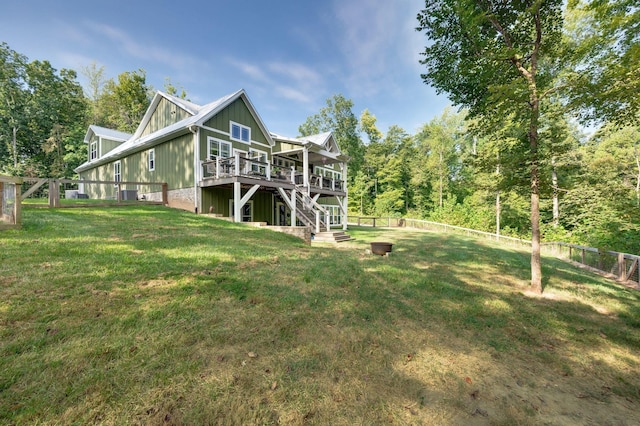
[370,242,393,256]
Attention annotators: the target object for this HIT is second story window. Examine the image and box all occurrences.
[230,122,250,143]
[90,141,98,161]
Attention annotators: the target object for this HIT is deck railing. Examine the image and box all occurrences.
[202,156,344,192]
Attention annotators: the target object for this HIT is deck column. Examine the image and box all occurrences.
[233,181,241,222]
[303,148,309,189]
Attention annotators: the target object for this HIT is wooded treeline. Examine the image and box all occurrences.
[1,0,638,256]
[0,43,162,178]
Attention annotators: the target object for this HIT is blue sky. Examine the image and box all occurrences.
[1,0,450,139]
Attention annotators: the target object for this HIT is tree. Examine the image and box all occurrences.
[415,108,465,209]
[373,125,414,215]
[299,94,364,180]
[81,62,106,124]
[0,43,27,171]
[565,0,640,126]
[0,44,88,176]
[164,77,188,100]
[97,69,152,133]
[417,0,564,293]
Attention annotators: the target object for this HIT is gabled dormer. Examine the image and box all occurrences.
[84,125,132,163]
[133,92,202,140]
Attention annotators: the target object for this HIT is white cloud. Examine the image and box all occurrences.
[330,0,425,98]
[85,22,204,71]
[268,62,322,86]
[228,58,325,105]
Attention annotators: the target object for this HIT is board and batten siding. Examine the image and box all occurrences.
[78,133,195,200]
[141,97,192,138]
[78,164,117,199]
[88,135,124,160]
[101,137,124,157]
[127,134,194,190]
[201,187,274,223]
[203,98,269,146]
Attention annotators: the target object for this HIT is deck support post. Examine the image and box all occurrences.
[303,148,309,191]
[233,181,241,222]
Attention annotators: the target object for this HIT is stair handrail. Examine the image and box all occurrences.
[294,186,329,232]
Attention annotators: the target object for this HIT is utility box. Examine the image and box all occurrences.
[120,190,138,201]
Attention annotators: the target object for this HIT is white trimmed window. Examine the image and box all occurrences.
[148,149,155,171]
[230,121,250,143]
[321,204,342,225]
[229,200,253,222]
[114,161,121,185]
[208,138,232,159]
[273,157,295,169]
[249,148,268,174]
[90,141,98,161]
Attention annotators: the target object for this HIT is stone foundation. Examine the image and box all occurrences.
[263,226,311,244]
[141,187,195,212]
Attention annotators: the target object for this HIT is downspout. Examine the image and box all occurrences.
[189,125,200,214]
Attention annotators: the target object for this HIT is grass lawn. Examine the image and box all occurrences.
[1,205,639,425]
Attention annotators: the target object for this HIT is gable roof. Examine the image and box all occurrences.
[75,89,275,173]
[300,131,340,153]
[83,125,132,144]
[131,91,202,141]
[271,131,349,165]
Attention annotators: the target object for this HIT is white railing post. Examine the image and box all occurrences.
[216,157,220,178]
[234,152,240,176]
[266,162,271,180]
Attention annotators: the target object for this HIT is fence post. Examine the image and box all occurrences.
[618,252,626,281]
[162,183,168,206]
[373,217,376,227]
[598,249,604,271]
[14,180,21,226]
[48,179,60,208]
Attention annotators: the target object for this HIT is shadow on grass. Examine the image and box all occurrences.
[1,208,639,424]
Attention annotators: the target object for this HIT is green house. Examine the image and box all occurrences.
[74,89,349,233]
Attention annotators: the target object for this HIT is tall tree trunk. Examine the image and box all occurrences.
[552,156,559,226]
[634,144,640,206]
[530,98,542,294]
[496,159,501,236]
[439,150,444,208]
[12,126,18,169]
[496,190,501,236]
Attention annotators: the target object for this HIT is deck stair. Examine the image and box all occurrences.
[312,230,354,243]
[294,195,326,230]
